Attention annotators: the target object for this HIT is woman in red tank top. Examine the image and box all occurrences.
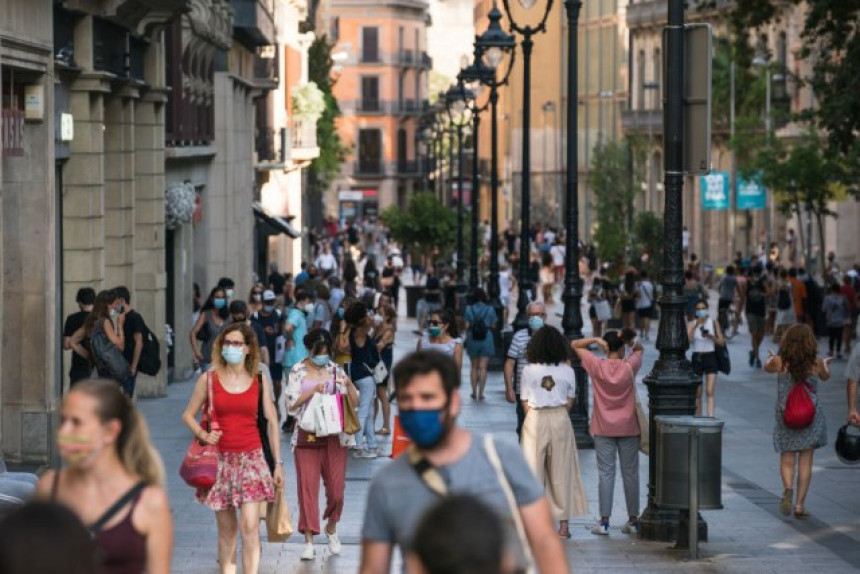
[182,322,284,574]
[35,378,173,574]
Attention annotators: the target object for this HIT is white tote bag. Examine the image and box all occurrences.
[595,299,612,322]
[299,393,324,434]
[315,393,343,437]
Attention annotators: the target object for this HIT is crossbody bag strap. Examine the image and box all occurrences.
[206,370,215,430]
[89,481,147,535]
[483,434,535,573]
[406,445,447,497]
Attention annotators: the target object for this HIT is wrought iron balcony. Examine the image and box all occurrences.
[354,160,385,177]
[290,119,319,162]
[621,108,663,135]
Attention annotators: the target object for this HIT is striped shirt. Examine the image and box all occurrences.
[506,329,531,394]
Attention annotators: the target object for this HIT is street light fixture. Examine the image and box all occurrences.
[446,83,475,303]
[459,47,495,294]
[502,0,554,331]
[475,5,516,359]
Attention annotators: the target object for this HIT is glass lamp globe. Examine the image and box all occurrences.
[518,0,537,9]
[452,99,467,115]
[484,47,504,69]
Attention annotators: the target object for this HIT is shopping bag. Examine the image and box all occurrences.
[298,393,324,434]
[316,393,343,436]
[390,415,412,458]
[339,393,361,435]
[595,300,612,322]
[265,485,293,542]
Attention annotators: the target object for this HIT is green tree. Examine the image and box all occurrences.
[307,35,349,226]
[632,211,664,281]
[381,193,457,263]
[751,126,858,277]
[590,139,641,266]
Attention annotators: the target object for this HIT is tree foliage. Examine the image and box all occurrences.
[632,211,664,281]
[380,193,457,261]
[590,139,641,265]
[307,35,350,193]
[719,0,860,155]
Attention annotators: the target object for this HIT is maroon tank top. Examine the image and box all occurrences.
[52,471,148,574]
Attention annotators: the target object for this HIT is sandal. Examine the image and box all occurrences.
[780,488,793,516]
[794,507,810,518]
[376,427,391,435]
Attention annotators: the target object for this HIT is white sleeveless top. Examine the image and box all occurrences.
[691,317,716,353]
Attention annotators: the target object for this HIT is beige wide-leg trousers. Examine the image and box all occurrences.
[521,406,589,520]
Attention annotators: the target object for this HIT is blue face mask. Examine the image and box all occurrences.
[221,346,245,365]
[310,354,330,367]
[398,408,448,449]
[428,326,443,337]
[337,308,345,319]
[696,309,709,319]
[528,316,545,331]
[264,304,275,313]
[213,298,227,309]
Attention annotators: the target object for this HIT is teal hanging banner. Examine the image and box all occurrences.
[700,172,729,211]
[736,174,767,210]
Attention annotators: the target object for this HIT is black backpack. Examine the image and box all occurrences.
[777,285,792,311]
[470,305,490,341]
[747,279,765,306]
[137,319,162,376]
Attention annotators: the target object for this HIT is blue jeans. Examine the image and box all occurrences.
[355,376,378,450]
[121,375,137,398]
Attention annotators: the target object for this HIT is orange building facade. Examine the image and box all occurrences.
[322,0,432,219]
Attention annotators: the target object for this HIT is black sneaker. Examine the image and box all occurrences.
[748,350,755,367]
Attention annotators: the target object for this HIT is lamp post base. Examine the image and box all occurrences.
[488,299,507,372]
[569,362,593,448]
[639,507,708,544]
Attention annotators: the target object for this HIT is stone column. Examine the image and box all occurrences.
[104,88,138,289]
[133,37,170,396]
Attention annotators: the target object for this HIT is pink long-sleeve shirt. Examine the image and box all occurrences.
[579,349,643,437]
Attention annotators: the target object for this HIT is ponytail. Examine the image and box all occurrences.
[71,379,165,486]
[118,408,165,487]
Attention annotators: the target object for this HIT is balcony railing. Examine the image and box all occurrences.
[393,99,430,115]
[354,160,385,176]
[396,160,420,175]
[627,0,734,27]
[398,50,414,65]
[419,52,432,69]
[290,119,319,161]
[621,108,663,134]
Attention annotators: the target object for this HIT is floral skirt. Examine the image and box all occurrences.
[195,448,274,511]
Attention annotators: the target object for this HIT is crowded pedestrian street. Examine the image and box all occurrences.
[143,289,860,573]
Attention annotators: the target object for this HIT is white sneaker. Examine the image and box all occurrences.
[591,521,609,535]
[300,542,315,561]
[621,521,639,535]
[327,531,342,555]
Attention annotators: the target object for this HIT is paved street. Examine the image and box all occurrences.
[142,292,860,573]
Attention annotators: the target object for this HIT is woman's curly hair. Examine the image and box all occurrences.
[778,323,818,381]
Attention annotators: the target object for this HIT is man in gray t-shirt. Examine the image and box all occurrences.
[360,350,568,574]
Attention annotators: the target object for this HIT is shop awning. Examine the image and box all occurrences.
[252,202,301,238]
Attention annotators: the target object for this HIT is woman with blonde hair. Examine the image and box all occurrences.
[36,378,173,574]
[764,323,831,518]
[181,323,284,574]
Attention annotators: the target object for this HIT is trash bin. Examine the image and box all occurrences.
[654,416,723,510]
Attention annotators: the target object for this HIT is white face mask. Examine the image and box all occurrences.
[303,302,316,315]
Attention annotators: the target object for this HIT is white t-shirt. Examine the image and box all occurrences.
[543,230,557,244]
[520,363,577,408]
[316,252,337,271]
[682,229,690,249]
[550,244,566,266]
[636,280,654,310]
[690,317,716,353]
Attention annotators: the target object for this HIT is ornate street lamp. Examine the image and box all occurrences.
[502,0,555,331]
[459,46,494,295]
[474,6,516,368]
[446,83,475,303]
[638,0,702,542]
[559,0,592,448]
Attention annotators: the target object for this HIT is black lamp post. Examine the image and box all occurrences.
[560,0,592,449]
[459,49,493,295]
[502,0,555,331]
[474,7,516,370]
[638,0,702,542]
[446,84,474,305]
